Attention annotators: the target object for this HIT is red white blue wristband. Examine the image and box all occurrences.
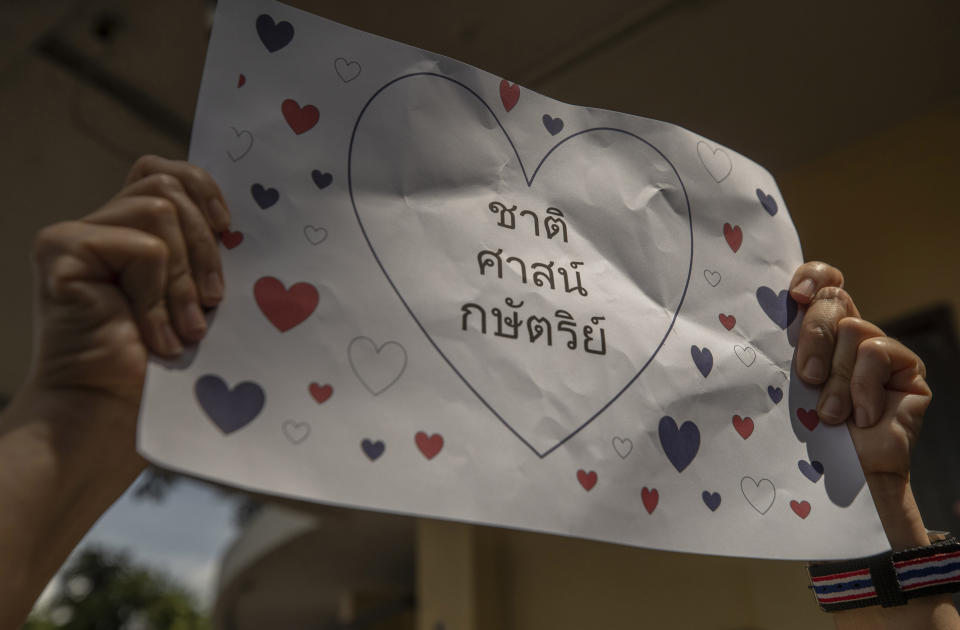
[809,533,960,612]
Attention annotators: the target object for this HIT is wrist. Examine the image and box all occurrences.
[865,472,929,551]
[0,383,146,557]
[7,381,145,475]
[0,385,145,621]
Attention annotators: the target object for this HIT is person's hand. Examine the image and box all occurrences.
[0,156,231,624]
[26,155,230,411]
[793,267,959,630]
[14,153,230,485]
[790,261,930,482]
[790,261,931,550]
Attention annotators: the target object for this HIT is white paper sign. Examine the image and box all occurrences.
[138,0,889,559]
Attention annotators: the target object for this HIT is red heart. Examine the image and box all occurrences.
[220,230,244,249]
[500,80,520,112]
[415,431,444,460]
[253,276,319,332]
[281,98,319,135]
[732,414,754,439]
[577,469,597,491]
[309,383,333,404]
[790,500,811,519]
[718,313,736,330]
[797,408,819,431]
[237,73,246,88]
[641,487,659,514]
[723,222,743,252]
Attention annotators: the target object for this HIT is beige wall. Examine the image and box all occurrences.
[417,519,829,630]
[781,98,960,330]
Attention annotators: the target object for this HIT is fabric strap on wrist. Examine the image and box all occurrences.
[809,535,960,612]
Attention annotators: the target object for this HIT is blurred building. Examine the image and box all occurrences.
[213,502,416,629]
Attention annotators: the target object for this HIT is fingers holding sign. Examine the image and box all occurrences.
[125,154,231,232]
[109,157,230,346]
[790,261,930,479]
[790,262,859,385]
[33,157,231,365]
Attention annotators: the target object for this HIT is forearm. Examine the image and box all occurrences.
[0,387,144,628]
[833,475,960,630]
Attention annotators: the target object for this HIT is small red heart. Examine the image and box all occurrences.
[281,98,319,135]
[723,222,743,252]
[790,500,811,519]
[415,431,444,460]
[577,469,597,491]
[732,414,754,439]
[797,408,819,431]
[237,73,246,88]
[253,276,319,332]
[309,383,333,404]
[220,230,244,249]
[641,487,659,514]
[500,79,520,112]
[718,313,736,330]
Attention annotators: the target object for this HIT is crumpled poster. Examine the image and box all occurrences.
[138,0,888,559]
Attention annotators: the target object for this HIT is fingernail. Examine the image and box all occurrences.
[794,278,815,299]
[854,406,870,428]
[200,272,224,301]
[184,302,207,338]
[208,198,230,227]
[821,394,844,420]
[802,356,827,382]
[160,323,183,355]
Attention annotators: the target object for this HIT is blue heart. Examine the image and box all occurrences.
[195,374,265,434]
[659,416,700,473]
[251,183,279,209]
[311,169,333,189]
[756,286,798,330]
[702,491,721,511]
[690,345,713,378]
[768,385,783,404]
[361,439,385,461]
[256,14,295,53]
[798,459,824,482]
[756,188,778,216]
[542,114,564,136]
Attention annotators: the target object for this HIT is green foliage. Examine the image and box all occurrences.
[25,547,210,630]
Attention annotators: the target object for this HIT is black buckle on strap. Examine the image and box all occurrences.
[869,556,908,607]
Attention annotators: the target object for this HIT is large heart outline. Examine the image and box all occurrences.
[347,73,693,458]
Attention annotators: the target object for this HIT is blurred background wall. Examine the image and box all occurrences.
[4,0,958,628]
